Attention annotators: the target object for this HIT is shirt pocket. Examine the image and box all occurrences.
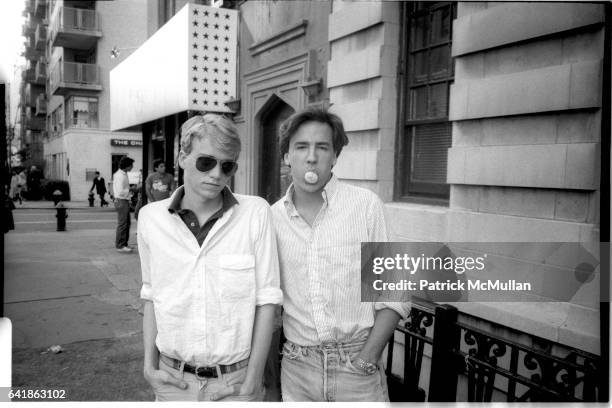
[219,254,256,301]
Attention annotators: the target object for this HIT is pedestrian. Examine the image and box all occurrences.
[27,165,42,200]
[10,169,25,205]
[113,156,137,253]
[90,171,108,207]
[3,194,15,233]
[145,159,174,203]
[270,107,409,402]
[137,113,282,401]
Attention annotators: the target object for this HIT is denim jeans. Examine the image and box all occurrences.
[114,199,131,248]
[153,356,265,401]
[280,340,389,402]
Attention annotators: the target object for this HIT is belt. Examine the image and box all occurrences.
[160,354,248,379]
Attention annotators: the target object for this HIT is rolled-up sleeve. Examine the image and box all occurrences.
[137,212,153,301]
[369,194,409,319]
[253,202,283,306]
[374,301,410,319]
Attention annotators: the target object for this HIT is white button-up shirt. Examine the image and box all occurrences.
[138,187,283,365]
[112,169,130,200]
[271,175,409,346]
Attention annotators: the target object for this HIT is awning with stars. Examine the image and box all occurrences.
[110,3,237,131]
[188,5,238,112]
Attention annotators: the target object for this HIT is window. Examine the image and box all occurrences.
[49,105,64,138]
[65,96,98,129]
[396,2,456,203]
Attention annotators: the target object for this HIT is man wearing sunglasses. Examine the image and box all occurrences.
[137,113,282,401]
[270,108,409,401]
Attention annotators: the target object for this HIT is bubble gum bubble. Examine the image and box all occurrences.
[304,171,318,184]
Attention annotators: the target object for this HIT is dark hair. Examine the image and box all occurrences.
[118,156,135,170]
[95,171,100,176]
[153,159,165,170]
[279,107,349,157]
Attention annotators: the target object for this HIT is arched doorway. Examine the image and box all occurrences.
[259,97,294,204]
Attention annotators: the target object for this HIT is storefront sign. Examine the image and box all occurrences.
[111,139,143,147]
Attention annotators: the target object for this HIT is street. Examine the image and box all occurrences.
[12,207,117,233]
[4,202,153,400]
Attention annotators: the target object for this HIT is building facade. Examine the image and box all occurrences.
[19,0,46,169]
[231,0,606,357]
[20,0,151,200]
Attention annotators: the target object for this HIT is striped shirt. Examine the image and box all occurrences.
[271,175,409,346]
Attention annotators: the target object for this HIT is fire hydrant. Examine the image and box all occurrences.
[52,189,63,206]
[87,191,95,207]
[56,202,67,231]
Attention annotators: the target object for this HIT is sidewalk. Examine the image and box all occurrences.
[4,215,152,400]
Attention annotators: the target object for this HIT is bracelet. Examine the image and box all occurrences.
[355,358,377,375]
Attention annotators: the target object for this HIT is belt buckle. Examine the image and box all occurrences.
[322,342,337,350]
[194,365,216,379]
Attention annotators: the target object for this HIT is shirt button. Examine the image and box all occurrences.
[190,222,195,227]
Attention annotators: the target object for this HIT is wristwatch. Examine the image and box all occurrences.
[355,358,377,375]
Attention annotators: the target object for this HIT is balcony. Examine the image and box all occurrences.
[25,108,45,131]
[34,0,46,18]
[35,60,47,82]
[23,36,44,60]
[25,0,34,14]
[25,83,44,107]
[24,64,36,84]
[35,23,46,50]
[50,7,101,50]
[22,22,34,36]
[35,94,47,116]
[50,61,102,96]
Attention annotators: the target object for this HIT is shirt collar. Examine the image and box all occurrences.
[168,185,238,214]
[282,173,338,216]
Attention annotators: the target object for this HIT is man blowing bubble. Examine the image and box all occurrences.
[270,107,409,402]
[138,114,282,401]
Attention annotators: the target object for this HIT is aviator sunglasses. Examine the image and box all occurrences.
[195,155,238,176]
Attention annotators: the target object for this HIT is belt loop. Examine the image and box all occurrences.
[215,365,223,379]
[338,344,347,363]
[179,361,185,378]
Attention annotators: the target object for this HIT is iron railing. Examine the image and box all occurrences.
[386,301,605,402]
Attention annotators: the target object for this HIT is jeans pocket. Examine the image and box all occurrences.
[281,342,303,361]
[345,355,377,376]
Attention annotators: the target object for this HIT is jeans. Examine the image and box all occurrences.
[153,357,265,401]
[281,340,389,402]
[114,199,131,248]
